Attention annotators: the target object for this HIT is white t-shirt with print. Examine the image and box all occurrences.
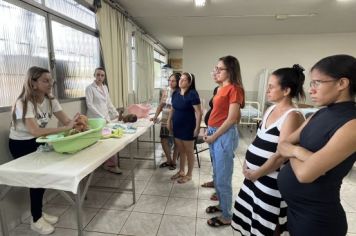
[9,98,62,140]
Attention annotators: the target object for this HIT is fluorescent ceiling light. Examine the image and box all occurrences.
[337,0,353,2]
[194,0,206,7]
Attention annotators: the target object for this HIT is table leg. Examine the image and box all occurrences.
[0,186,11,236]
[129,143,136,204]
[153,124,156,169]
[75,186,84,236]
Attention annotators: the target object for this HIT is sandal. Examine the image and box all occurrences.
[171,172,185,180]
[210,193,218,201]
[201,181,214,188]
[159,162,170,168]
[169,163,176,170]
[207,216,231,227]
[205,205,222,214]
[177,175,192,184]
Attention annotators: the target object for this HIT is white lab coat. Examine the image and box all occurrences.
[85,82,118,122]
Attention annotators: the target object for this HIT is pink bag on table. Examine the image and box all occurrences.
[127,104,151,118]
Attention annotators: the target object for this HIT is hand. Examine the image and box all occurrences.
[243,168,262,182]
[203,135,215,144]
[150,117,158,123]
[67,113,80,129]
[278,142,296,158]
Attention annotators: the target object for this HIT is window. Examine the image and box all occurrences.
[0,1,49,107]
[45,0,96,29]
[52,21,100,98]
[0,0,99,108]
[153,50,167,89]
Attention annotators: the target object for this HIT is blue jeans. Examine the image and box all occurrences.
[208,125,238,220]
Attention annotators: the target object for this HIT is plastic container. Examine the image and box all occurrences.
[36,118,106,154]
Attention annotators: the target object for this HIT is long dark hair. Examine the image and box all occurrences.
[311,54,356,97]
[181,72,196,95]
[12,66,54,128]
[272,64,306,101]
[219,55,245,108]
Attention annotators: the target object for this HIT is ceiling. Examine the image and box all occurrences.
[113,0,356,50]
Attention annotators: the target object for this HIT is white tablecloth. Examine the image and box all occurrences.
[0,124,152,194]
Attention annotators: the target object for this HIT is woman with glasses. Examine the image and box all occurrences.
[9,66,79,235]
[151,73,180,170]
[204,55,245,227]
[169,72,202,183]
[231,64,305,235]
[277,54,356,236]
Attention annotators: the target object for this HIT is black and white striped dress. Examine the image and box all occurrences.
[232,105,296,236]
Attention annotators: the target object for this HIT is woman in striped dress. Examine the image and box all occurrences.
[231,65,306,235]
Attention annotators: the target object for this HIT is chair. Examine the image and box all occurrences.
[194,135,209,168]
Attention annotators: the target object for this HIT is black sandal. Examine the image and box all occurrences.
[169,163,176,170]
[207,216,231,227]
[159,162,170,168]
[206,205,222,214]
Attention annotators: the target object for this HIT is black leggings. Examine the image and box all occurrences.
[9,138,44,222]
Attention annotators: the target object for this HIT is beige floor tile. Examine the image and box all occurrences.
[55,207,99,229]
[157,215,196,236]
[120,212,162,236]
[143,180,173,196]
[119,180,148,194]
[170,182,199,199]
[82,190,113,208]
[164,197,197,217]
[85,209,130,234]
[102,192,136,211]
[133,195,168,214]
[84,232,116,236]
[10,224,38,236]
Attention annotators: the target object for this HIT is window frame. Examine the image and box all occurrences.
[0,0,100,112]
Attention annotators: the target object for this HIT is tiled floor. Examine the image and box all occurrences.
[10,128,356,236]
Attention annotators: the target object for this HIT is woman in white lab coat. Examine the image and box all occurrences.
[85,67,122,174]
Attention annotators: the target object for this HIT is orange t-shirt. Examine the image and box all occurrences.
[208,84,244,127]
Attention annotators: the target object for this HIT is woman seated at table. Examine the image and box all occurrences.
[9,66,78,235]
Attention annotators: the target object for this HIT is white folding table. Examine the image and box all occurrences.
[0,121,155,236]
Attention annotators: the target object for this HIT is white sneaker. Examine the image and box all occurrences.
[43,212,59,224]
[104,165,123,174]
[31,217,54,235]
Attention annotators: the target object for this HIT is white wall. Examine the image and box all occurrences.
[183,32,356,103]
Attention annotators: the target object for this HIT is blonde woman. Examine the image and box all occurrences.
[9,66,78,234]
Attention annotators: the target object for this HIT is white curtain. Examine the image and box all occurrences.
[96,1,128,107]
[135,32,154,103]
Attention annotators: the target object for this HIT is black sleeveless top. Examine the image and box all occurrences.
[278,101,356,236]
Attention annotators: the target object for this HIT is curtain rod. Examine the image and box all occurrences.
[101,0,168,54]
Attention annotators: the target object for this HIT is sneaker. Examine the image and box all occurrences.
[30,217,54,235]
[104,165,123,174]
[43,212,59,224]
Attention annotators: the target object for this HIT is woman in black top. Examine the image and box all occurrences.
[277,55,356,236]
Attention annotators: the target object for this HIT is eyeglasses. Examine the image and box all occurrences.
[309,80,336,88]
[214,66,228,73]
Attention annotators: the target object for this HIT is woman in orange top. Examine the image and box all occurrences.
[204,55,245,227]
